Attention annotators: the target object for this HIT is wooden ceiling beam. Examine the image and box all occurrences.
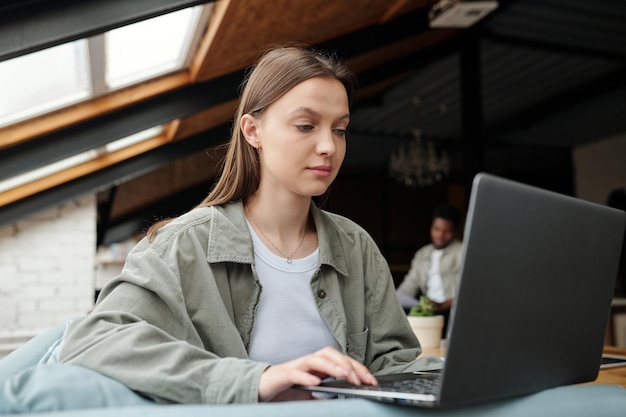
[0,71,191,150]
[189,0,231,81]
[193,0,433,81]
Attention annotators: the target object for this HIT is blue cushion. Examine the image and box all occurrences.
[4,385,626,417]
[0,321,67,386]
[0,364,155,414]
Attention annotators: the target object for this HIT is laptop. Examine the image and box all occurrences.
[299,172,626,408]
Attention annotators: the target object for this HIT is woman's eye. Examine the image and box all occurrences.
[296,125,314,131]
[334,128,347,136]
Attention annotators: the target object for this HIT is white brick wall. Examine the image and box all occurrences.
[0,195,96,351]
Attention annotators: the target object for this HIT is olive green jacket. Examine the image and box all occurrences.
[59,201,432,404]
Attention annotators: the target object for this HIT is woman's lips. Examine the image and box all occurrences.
[309,166,332,177]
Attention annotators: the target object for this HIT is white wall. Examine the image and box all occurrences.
[0,195,96,353]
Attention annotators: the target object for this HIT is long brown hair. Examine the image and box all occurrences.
[147,45,357,240]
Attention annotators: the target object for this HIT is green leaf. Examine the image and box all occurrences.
[408,296,435,316]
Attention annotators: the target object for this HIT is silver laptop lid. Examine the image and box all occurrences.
[440,173,625,407]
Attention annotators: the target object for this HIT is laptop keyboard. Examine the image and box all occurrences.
[365,375,442,395]
[384,376,441,394]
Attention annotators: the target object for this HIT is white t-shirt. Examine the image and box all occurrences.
[425,249,446,303]
[246,222,335,364]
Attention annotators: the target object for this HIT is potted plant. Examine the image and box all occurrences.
[406,296,444,349]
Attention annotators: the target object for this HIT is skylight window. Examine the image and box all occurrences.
[105,6,203,89]
[0,41,90,127]
[0,4,210,128]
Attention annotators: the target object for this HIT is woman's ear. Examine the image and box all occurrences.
[241,114,260,150]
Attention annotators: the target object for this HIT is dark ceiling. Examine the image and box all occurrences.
[1,0,625,246]
[347,0,626,172]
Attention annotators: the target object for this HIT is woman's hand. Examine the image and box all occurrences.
[258,346,378,402]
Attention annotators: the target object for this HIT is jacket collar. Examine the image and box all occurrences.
[205,201,254,264]
[311,202,349,277]
[206,200,349,276]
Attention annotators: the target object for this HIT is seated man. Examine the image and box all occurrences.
[397,204,463,336]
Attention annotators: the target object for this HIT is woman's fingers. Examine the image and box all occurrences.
[258,363,320,401]
[312,347,378,386]
[258,347,378,401]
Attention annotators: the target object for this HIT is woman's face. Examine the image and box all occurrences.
[244,77,350,198]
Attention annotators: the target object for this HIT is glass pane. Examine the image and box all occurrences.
[105,6,201,89]
[0,40,90,127]
[0,150,97,193]
[105,126,163,152]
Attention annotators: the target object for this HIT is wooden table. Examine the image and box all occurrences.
[419,345,626,388]
[595,346,626,388]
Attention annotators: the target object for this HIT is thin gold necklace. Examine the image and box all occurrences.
[246,207,307,264]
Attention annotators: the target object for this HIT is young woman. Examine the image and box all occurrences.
[59,45,426,404]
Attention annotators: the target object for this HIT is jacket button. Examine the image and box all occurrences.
[318,289,327,299]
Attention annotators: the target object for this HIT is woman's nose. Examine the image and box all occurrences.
[316,130,336,155]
